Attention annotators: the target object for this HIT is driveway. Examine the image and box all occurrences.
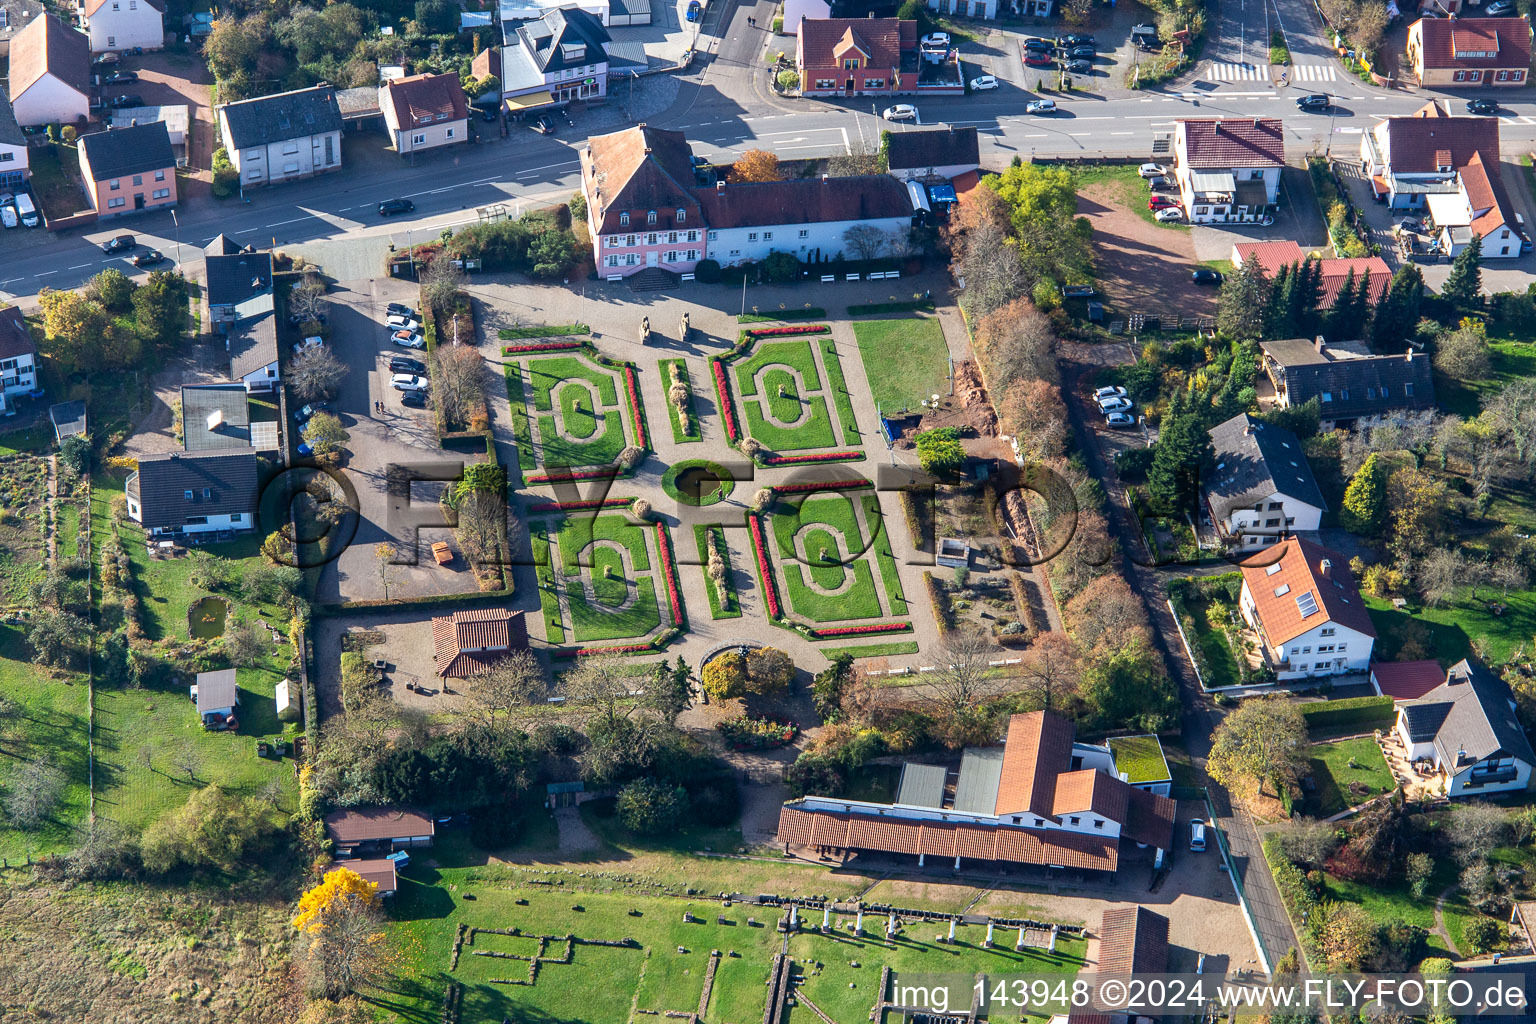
[309,277,487,604]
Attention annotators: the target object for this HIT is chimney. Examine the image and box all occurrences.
[1405,347,1414,362]
[1243,423,1254,436]
[1213,120,1222,134]
[1314,335,1326,353]
[1320,558,1332,578]
[1253,118,1261,129]
[821,173,828,183]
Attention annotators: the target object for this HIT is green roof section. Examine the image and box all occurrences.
[1108,735,1171,785]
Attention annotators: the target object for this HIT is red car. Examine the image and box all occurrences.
[1149,196,1180,211]
[1024,53,1053,66]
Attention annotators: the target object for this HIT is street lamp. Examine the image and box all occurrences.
[171,208,182,270]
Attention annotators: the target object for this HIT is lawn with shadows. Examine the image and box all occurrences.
[850,317,949,415]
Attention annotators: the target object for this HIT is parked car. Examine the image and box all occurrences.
[1396,217,1424,234]
[386,315,421,332]
[378,198,415,217]
[91,52,119,66]
[293,402,329,422]
[1486,0,1517,14]
[1105,412,1136,428]
[100,234,135,253]
[1139,163,1167,178]
[1155,207,1186,223]
[970,75,999,90]
[1189,818,1207,852]
[882,104,918,122]
[920,31,951,48]
[386,302,416,318]
[390,356,427,374]
[1468,98,1498,115]
[292,336,324,355]
[1025,100,1057,114]
[1022,36,1053,51]
[1065,59,1092,73]
[1093,386,1127,401]
[296,441,314,457]
[1149,195,1180,211]
[400,389,430,408]
[1192,268,1224,286]
[287,311,327,326]
[1059,32,1094,46]
[1024,52,1054,67]
[1523,233,1534,254]
[1147,176,1176,192]
[130,249,167,267]
[390,329,426,349]
[1098,396,1133,413]
[391,373,430,392]
[531,114,557,134]
[107,94,143,109]
[1296,93,1332,112]
[1066,45,1096,59]
[0,205,16,230]
[103,70,139,84]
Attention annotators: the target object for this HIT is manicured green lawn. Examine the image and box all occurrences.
[567,575,660,642]
[734,340,823,397]
[556,514,651,576]
[694,523,740,619]
[762,367,804,423]
[589,546,628,604]
[772,495,867,559]
[0,638,92,860]
[820,338,862,445]
[546,513,661,642]
[505,363,537,471]
[529,520,565,642]
[659,358,701,444]
[558,379,601,439]
[535,409,626,468]
[862,493,908,616]
[1169,580,1244,690]
[769,496,883,622]
[1367,589,1536,665]
[819,640,920,661]
[498,323,590,340]
[0,424,53,457]
[851,317,950,414]
[527,355,620,410]
[742,396,837,451]
[1305,737,1394,817]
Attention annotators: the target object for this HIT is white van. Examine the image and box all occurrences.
[0,204,16,229]
[14,193,37,228]
[1189,818,1207,852]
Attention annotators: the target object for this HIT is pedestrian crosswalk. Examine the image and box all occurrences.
[1204,62,1338,82]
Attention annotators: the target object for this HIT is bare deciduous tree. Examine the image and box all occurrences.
[171,742,202,782]
[428,344,486,431]
[289,346,349,402]
[224,618,268,668]
[560,654,635,729]
[289,272,329,324]
[924,628,1000,747]
[1018,631,1082,713]
[4,760,66,832]
[373,543,402,601]
[842,224,886,263]
[294,885,389,998]
[468,649,545,728]
[421,256,466,319]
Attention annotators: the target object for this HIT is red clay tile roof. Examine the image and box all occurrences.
[472,45,501,82]
[1240,536,1377,647]
[430,608,527,677]
[82,0,163,16]
[689,175,911,230]
[994,711,1077,819]
[0,307,37,361]
[324,807,435,844]
[1052,769,1130,822]
[1232,242,1390,309]
[383,72,469,129]
[1462,149,1517,238]
[1413,16,1531,69]
[1122,788,1177,850]
[1378,104,1500,174]
[10,13,88,99]
[1177,118,1284,169]
[1099,906,1170,974]
[1372,659,1447,701]
[583,124,701,235]
[798,17,914,70]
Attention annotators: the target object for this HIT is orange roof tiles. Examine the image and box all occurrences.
[798,17,914,70]
[383,72,469,129]
[1099,906,1170,974]
[1231,241,1390,309]
[10,13,88,99]
[1413,16,1531,70]
[1052,769,1130,822]
[430,608,527,677]
[1239,536,1377,647]
[995,711,1077,818]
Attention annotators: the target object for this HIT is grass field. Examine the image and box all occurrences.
[851,317,950,414]
[0,639,92,860]
[505,364,537,471]
[771,495,885,622]
[862,494,908,616]
[1366,589,1536,665]
[734,340,823,397]
[695,523,740,619]
[820,337,862,445]
[527,355,620,410]
[556,514,651,576]
[659,358,701,444]
[558,380,601,439]
[528,520,565,643]
[1169,580,1245,690]
[742,396,837,451]
[546,514,662,642]
[0,456,50,603]
[566,575,660,642]
[1305,737,1394,817]
[521,355,632,469]
[819,640,921,661]
[1436,337,1536,419]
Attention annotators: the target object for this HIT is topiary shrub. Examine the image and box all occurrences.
[694,258,722,283]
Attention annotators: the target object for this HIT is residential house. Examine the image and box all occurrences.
[884,125,980,183]
[796,17,962,98]
[692,175,913,267]
[1395,659,1535,796]
[7,12,89,127]
[581,124,918,278]
[1205,413,1326,549]
[1259,336,1436,429]
[77,0,163,52]
[217,85,343,188]
[781,0,830,33]
[1361,102,1522,258]
[499,0,609,27]
[492,6,611,114]
[1406,16,1530,88]
[346,858,400,896]
[0,306,38,416]
[180,383,278,452]
[1237,536,1377,680]
[1230,242,1390,309]
[1171,118,1284,224]
[0,96,28,188]
[190,667,238,729]
[777,710,1177,874]
[927,0,1004,19]
[0,0,46,58]
[49,400,86,441]
[203,234,279,391]
[432,608,529,677]
[324,807,436,856]
[1371,659,1447,702]
[78,120,177,217]
[381,72,469,155]
[125,450,259,537]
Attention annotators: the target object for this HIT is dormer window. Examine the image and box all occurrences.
[677,208,685,223]
[647,210,657,226]
[619,211,629,226]
[843,57,860,69]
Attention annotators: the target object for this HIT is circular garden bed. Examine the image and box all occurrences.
[661,459,736,507]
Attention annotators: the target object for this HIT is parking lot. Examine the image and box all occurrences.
[307,277,486,604]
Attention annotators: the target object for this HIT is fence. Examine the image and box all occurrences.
[1202,789,1278,974]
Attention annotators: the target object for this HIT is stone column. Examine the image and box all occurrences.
[855,907,864,935]
[1049,923,1059,953]
[947,917,957,943]
[984,921,994,948]
[1016,925,1027,950]
[822,905,830,932]
[887,912,897,937]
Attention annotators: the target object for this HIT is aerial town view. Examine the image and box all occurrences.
[5,0,1536,1017]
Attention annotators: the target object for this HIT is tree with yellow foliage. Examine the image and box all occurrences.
[292,867,388,998]
[729,149,781,183]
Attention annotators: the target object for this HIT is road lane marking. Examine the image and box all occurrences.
[269,216,310,226]
[69,263,91,269]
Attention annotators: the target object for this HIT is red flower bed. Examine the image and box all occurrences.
[655,522,684,627]
[503,341,585,354]
[745,324,829,338]
[527,468,622,484]
[528,498,632,513]
[553,642,657,658]
[624,365,648,449]
[712,360,739,441]
[810,622,913,638]
[770,480,873,495]
[748,514,782,619]
[760,452,864,466]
